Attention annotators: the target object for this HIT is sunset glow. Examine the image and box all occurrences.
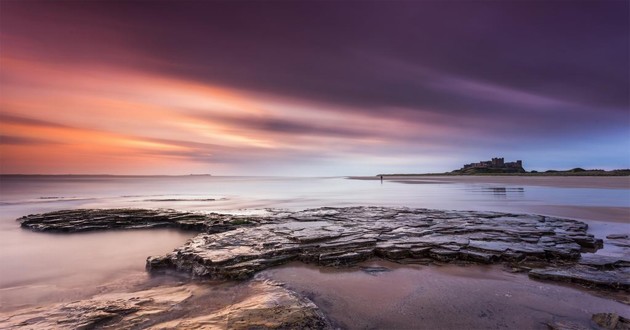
[1,1,628,175]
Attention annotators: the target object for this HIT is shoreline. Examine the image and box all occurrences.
[260,260,630,329]
[3,259,628,329]
[349,175,630,189]
[523,205,630,224]
[4,206,630,329]
[17,207,629,287]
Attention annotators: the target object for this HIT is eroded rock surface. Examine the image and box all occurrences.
[19,206,627,292]
[592,312,630,330]
[18,208,268,233]
[606,234,630,249]
[144,207,608,279]
[528,253,630,291]
[545,316,630,330]
[0,280,330,330]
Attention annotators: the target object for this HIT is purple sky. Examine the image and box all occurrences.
[1,1,628,175]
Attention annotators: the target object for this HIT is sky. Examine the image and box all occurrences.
[1,1,628,175]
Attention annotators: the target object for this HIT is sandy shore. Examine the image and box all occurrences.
[350,175,630,189]
[524,205,630,224]
[348,175,630,224]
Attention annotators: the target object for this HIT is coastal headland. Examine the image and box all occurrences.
[349,175,630,190]
[374,157,630,176]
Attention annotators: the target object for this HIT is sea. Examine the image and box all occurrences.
[0,175,628,312]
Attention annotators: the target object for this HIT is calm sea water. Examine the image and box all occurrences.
[0,175,628,310]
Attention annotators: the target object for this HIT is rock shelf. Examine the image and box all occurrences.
[146,207,601,278]
[18,208,268,233]
[0,280,331,329]
[18,206,628,292]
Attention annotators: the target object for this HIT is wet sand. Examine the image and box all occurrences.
[349,175,630,224]
[350,175,630,189]
[259,260,630,329]
[525,205,629,224]
[2,176,628,328]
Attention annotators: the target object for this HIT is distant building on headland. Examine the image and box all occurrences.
[463,157,522,170]
[456,157,525,174]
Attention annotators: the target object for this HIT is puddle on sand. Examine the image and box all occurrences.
[258,260,630,329]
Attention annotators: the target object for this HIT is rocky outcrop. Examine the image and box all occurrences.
[180,280,331,330]
[546,313,630,330]
[592,312,630,330]
[19,206,627,292]
[18,208,268,233]
[144,207,605,280]
[606,234,630,248]
[1,283,196,329]
[15,205,630,330]
[0,280,331,329]
[528,254,630,290]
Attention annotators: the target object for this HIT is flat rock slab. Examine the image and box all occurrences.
[592,312,630,330]
[546,312,630,330]
[18,208,270,233]
[0,280,330,330]
[142,207,609,279]
[19,206,627,292]
[529,266,630,290]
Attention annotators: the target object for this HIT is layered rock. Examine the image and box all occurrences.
[145,207,605,280]
[606,234,630,248]
[529,254,630,290]
[592,312,630,330]
[0,280,330,329]
[547,313,630,330]
[14,206,630,329]
[18,208,268,233]
[19,206,627,292]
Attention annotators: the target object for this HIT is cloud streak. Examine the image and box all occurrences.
[1,1,628,174]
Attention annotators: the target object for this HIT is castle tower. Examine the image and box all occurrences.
[491,157,504,167]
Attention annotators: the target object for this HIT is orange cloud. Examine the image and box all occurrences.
[1,50,461,174]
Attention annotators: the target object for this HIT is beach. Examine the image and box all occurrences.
[259,260,630,329]
[3,1,628,328]
[351,175,630,190]
[0,175,628,328]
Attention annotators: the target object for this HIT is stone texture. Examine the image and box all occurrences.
[18,208,268,233]
[606,234,630,248]
[528,254,630,290]
[592,312,630,330]
[179,280,330,330]
[19,206,627,292]
[546,320,591,330]
[0,280,330,330]
[143,207,608,280]
[529,266,630,290]
[0,284,194,329]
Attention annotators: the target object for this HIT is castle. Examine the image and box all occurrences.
[458,157,525,173]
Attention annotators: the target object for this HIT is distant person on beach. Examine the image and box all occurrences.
[380,175,383,182]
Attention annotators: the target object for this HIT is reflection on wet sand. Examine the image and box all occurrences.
[259,260,630,329]
[472,186,525,198]
[352,175,630,189]
[0,175,628,328]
